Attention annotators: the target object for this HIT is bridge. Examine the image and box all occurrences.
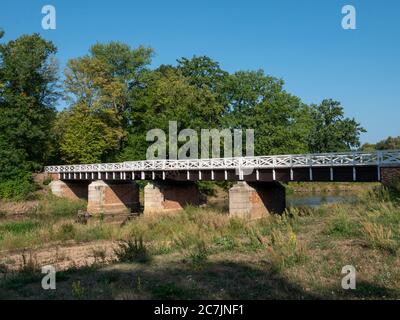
[45,150,400,220]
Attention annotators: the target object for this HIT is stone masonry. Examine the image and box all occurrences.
[49,180,89,200]
[87,180,139,215]
[229,181,286,219]
[144,181,200,215]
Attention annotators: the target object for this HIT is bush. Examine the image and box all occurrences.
[0,171,36,201]
[114,237,151,263]
[197,181,216,196]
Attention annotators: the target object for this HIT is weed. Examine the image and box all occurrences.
[71,281,85,299]
[151,282,187,299]
[58,223,76,240]
[361,221,397,254]
[36,196,86,217]
[92,247,108,265]
[324,210,359,238]
[0,220,41,237]
[114,237,151,263]
[187,240,209,269]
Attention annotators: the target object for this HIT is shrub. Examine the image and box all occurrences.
[197,181,216,196]
[42,176,52,186]
[114,237,151,263]
[0,171,36,201]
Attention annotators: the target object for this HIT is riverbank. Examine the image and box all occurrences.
[0,186,399,299]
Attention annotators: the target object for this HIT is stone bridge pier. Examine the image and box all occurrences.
[229,181,286,219]
[87,180,139,215]
[49,180,89,200]
[144,181,200,215]
[49,178,287,219]
[49,179,139,215]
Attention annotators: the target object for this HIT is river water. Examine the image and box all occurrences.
[286,192,358,208]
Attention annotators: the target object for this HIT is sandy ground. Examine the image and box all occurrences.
[0,240,117,272]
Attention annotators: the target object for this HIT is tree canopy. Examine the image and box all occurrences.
[0,32,377,199]
[0,33,58,180]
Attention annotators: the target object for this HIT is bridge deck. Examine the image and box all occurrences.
[45,150,400,182]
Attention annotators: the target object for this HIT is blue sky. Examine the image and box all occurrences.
[1,0,399,144]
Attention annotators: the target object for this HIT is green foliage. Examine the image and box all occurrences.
[362,136,400,151]
[58,223,76,240]
[56,42,154,163]
[0,220,41,237]
[151,282,187,299]
[35,195,86,217]
[121,65,225,160]
[222,70,313,155]
[71,281,85,299]
[114,237,151,263]
[187,240,209,269]
[0,34,58,170]
[55,105,124,163]
[324,210,359,238]
[197,181,216,196]
[308,99,365,153]
[0,171,36,200]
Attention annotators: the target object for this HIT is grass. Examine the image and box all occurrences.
[114,238,151,264]
[0,186,399,299]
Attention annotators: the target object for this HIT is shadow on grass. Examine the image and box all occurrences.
[0,260,398,300]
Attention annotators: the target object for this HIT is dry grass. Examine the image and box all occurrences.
[0,187,399,299]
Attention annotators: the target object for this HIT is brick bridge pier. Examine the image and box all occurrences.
[46,150,400,220]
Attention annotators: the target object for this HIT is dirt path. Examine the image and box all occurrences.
[0,240,117,272]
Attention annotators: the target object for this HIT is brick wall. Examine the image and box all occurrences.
[381,166,400,186]
[87,181,139,215]
[229,182,286,220]
[144,182,200,215]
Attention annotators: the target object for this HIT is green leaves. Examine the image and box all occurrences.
[361,136,400,151]
[58,42,154,164]
[0,33,58,169]
[1,34,367,178]
[308,99,366,153]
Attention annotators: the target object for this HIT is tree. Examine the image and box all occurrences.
[308,99,365,153]
[55,104,124,164]
[361,136,400,151]
[177,56,229,102]
[0,33,58,171]
[58,42,153,163]
[376,136,400,150]
[222,70,313,155]
[119,66,225,160]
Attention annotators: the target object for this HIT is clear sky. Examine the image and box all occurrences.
[1,0,399,144]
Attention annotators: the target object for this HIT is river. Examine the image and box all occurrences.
[286,192,358,208]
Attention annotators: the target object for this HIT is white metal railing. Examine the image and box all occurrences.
[44,150,400,173]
